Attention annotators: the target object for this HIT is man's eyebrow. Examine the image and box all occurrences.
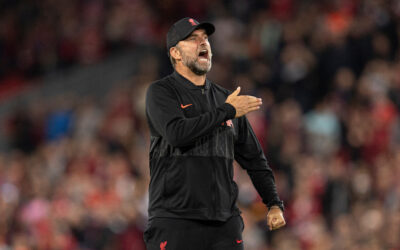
[187,32,208,39]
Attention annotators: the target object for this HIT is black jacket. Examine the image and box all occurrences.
[145,71,283,221]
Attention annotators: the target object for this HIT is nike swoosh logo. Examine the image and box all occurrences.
[236,240,243,244]
[181,104,193,109]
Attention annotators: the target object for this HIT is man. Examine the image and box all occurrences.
[144,17,285,250]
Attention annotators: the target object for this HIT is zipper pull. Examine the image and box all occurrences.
[202,88,205,94]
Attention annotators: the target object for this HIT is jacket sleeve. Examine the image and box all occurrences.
[234,116,284,211]
[146,82,236,147]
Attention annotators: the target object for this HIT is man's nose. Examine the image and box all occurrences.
[199,37,208,45]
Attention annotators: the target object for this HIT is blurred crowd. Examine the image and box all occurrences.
[1,0,400,249]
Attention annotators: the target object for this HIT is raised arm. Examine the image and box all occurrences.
[146,83,235,147]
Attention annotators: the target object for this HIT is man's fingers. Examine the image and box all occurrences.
[272,218,284,226]
[242,95,261,102]
[267,206,286,231]
[248,99,262,106]
[229,94,263,117]
[271,221,286,230]
[247,106,260,113]
[267,219,273,230]
[248,101,262,109]
[231,86,241,96]
[269,215,286,230]
[247,100,262,107]
[239,96,261,105]
[270,224,282,230]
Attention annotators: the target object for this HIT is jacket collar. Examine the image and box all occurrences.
[172,71,211,90]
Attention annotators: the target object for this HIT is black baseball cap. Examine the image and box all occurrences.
[166,17,215,52]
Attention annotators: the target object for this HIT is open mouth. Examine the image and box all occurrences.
[198,49,209,60]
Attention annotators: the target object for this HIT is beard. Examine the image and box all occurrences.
[180,48,212,76]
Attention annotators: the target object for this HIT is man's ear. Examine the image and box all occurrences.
[170,46,181,61]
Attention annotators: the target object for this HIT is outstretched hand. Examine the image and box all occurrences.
[267,206,286,231]
[225,87,262,118]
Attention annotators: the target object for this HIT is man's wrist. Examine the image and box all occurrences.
[221,103,236,119]
[267,200,284,212]
[269,205,281,211]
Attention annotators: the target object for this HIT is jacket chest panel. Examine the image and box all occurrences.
[178,89,215,118]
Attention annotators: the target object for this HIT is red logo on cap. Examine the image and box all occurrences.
[188,18,197,26]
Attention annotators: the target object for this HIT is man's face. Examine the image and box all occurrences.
[175,29,212,75]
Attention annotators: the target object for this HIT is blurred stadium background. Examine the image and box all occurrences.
[1,0,400,249]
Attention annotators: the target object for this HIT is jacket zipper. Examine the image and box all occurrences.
[201,86,216,215]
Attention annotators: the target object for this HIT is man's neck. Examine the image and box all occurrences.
[175,65,206,86]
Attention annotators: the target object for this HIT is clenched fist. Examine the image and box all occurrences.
[267,206,286,231]
[225,87,262,118]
